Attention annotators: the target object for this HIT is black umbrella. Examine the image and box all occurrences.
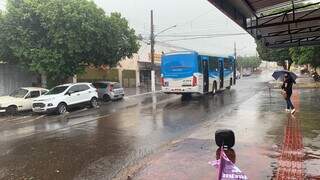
[272,70,298,81]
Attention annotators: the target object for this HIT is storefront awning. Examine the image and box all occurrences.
[208,0,320,48]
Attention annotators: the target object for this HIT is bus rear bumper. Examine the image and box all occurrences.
[161,87,201,94]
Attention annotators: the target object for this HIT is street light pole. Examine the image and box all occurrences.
[150,10,156,92]
[150,10,177,93]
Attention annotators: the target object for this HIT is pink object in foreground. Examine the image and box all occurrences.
[209,148,248,180]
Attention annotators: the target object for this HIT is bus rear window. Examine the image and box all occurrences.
[162,56,196,72]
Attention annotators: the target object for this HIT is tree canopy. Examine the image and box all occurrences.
[256,39,291,70]
[0,0,140,85]
[289,46,320,70]
[237,56,262,70]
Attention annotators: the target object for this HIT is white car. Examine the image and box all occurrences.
[0,87,49,114]
[32,83,98,114]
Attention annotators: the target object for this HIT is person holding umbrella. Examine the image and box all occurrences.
[272,70,297,114]
[281,72,296,114]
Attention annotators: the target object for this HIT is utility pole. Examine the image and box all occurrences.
[234,42,242,78]
[234,42,237,60]
[149,10,177,93]
[150,10,156,93]
[234,42,238,81]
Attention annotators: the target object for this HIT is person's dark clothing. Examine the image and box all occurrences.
[281,78,294,94]
[281,77,295,109]
[285,93,294,110]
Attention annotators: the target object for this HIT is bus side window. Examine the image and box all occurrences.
[209,57,219,72]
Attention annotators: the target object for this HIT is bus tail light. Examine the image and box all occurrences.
[192,76,197,86]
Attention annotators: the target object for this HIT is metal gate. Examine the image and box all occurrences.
[0,64,39,96]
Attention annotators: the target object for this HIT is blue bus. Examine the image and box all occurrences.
[161,51,236,95]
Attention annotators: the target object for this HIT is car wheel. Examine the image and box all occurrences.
[103,94,111,102]
[6,105,18,115]
[57,103,67,115]
[90,97,98,108]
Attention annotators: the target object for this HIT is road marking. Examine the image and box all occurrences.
[4,115,33,122]
[34,115,46,120]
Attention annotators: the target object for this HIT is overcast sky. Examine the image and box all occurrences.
[0,0,257,56]
[93,0,257,56]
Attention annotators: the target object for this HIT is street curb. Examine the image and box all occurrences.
[124,90,163,99]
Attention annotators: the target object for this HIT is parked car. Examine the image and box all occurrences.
[0,87,48,115]
[92,81,125,102]
[242,70,252,77]
[32,83,98,114]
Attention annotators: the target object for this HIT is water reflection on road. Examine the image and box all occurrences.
[0,75,319,180]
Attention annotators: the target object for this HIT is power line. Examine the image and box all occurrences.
[176,9,213,27]
[141,32,248,38]
[139,36,193,51]
[155,41,194,51]
[157,33,248,38]
[161,34,249,42]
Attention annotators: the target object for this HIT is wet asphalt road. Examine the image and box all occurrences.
[0,74,270,180]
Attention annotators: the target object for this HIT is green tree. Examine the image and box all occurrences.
[0,0,140,87]
[256,39,292,70]
[289,46,320,70]
[237,56,262,71]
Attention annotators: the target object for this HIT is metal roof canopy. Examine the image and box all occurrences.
[208,0,320,48]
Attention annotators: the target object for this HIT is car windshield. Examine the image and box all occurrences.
[45,86,69,95]
[9,89,29,98]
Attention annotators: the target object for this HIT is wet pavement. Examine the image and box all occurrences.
[133,85,320,179]
[0,72,319,180]
[124,86,161,96]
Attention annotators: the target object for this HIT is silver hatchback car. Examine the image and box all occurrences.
[92,81,125,102]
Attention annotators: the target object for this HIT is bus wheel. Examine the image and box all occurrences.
[226,78,232,89]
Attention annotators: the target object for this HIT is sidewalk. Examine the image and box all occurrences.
[128,89,320,179]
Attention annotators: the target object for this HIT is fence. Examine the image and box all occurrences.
[122,70,136,88]
[77,67,137,88]
[0,64,39,96]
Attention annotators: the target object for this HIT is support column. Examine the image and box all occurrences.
[151,70,156,92]
[136,70,140,87]
[41,73,47,88]
[119,69,123,86]
[72,75,77,83]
